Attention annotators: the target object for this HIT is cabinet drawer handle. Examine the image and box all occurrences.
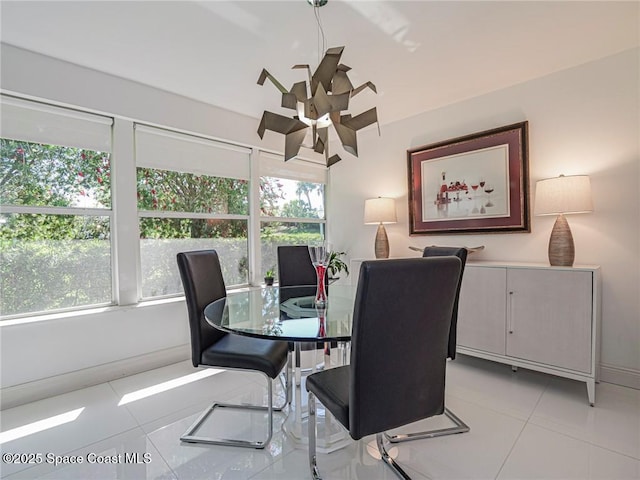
[508,291,514,334]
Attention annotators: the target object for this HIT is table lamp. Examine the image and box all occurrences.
[364,197,397,259]
[534,174,593,266]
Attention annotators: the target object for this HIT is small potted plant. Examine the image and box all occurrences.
[328,251,349,282]
[264,268,275,286]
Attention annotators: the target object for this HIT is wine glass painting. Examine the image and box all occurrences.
[408,122,530,234]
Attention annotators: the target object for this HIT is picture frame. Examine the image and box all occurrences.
[407,121,530,235]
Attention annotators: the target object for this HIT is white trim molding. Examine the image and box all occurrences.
[0,345,190,409]
[599,363,640,390]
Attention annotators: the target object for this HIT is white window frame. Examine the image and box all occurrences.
[0,95,115,317]
[0,95,331,317]
[254,150,328,284]
[134,123,252,298]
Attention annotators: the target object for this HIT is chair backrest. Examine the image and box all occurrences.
[422,246,468,359]
[277,245,317,287]
[177,250,228,368]
[349,257,461,440]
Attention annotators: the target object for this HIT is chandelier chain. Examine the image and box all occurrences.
[314,5,326,65]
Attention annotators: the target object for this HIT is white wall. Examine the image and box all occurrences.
[0,301,191,408]
[0,45,281,151]
[328,48,640,387]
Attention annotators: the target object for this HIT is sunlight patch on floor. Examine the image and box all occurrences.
[118,369,223,406]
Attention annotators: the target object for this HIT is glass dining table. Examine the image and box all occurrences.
[203,284,356,452]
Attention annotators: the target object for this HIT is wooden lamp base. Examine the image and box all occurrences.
[548,214,575,266]
[374,223,389,259]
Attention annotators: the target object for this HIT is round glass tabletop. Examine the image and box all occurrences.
[204,285,355,342]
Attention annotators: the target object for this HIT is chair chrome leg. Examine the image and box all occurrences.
[286,350,293,406]
[308,391,322,480]
[376,433,412,480]
[384,407,469,443]
[274,363,290,411]
[295,342,302,386]
[181,370,285,449]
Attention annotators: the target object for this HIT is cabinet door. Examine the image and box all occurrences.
[458,266,507,354]
[506,269,592,373]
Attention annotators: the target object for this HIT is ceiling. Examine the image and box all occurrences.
[1,1,638,126]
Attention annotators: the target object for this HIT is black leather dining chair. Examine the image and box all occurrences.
[277,245,331,355]
[423,246,468,359]
[277,245,320,288]
[177,250,290,449]
[306,257,462,479]
[385,246,470,444]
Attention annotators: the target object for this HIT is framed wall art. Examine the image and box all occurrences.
[408,122,530,235]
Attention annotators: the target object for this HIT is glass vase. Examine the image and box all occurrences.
[308,244,330,307]
[314,263,327,306]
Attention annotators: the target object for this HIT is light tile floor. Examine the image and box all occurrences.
[1,356,638,479]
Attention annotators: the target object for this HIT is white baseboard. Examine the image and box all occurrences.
[1,345,190,410]
[600,363,640,390]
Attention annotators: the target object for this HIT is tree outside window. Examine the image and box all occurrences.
[0,139,112,316]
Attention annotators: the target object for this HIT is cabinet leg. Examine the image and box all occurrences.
[586,380,596,407]
[511,366,518,372]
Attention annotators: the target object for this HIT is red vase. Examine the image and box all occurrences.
[314,264,327,306]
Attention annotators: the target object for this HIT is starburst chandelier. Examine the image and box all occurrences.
[257,1,379,167]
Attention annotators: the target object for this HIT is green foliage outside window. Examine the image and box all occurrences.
[0,139,111,240]
[1,139,112,316]
[0,138,327,316]
[137,167,249,239]
[0,139,111,207]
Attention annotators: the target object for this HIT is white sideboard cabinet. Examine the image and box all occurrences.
[457,262,601,405]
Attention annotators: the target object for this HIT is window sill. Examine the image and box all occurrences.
[0,285,263,327]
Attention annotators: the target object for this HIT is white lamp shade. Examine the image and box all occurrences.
[534,175,594,216]
[364,197,397,224]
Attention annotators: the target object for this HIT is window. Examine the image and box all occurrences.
[0,96,113,317]
[0,96,330,316]
[135,125,251,298]
[259,152,327,278]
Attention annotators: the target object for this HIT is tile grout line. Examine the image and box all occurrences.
[145,431,180,480]
[106,374,183,478]
[110,371,283,480]
[525,382,640,462]
[3,383,144,480]
[106,374,194,480]
[2,425,145,480]
[106,379,144,429]
[493,377,550,479]
[524,420,640,463]
[109,369,262,431]
[246,447,296,480]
